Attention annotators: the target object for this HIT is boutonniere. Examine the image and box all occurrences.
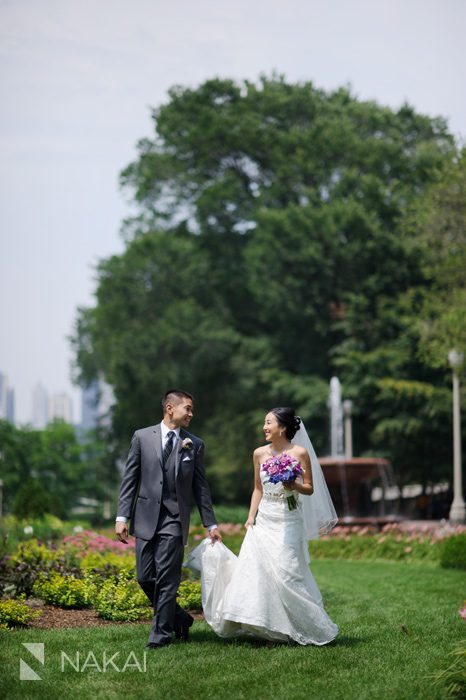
[181,438,193,451]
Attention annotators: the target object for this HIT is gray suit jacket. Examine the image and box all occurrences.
[117,423,217,545]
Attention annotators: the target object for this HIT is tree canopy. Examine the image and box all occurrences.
[72,75,462,504]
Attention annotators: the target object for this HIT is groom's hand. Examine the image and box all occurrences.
[209,527,222,544]
[115,521,129,544]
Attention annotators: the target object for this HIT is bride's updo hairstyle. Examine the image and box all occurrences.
[271,407,302,440]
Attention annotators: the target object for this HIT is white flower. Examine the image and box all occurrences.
[23,525,34,535]
[181,438,193,450]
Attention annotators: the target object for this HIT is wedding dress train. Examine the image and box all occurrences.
[186,472,338,646]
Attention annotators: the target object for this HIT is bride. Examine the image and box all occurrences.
[186,407,339,646]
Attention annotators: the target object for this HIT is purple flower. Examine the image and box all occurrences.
[261,454,303,485]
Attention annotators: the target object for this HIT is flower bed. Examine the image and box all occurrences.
[0,530,202,625]
[1,521,464,630]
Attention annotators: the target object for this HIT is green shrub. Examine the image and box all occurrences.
[431,641,466,697]
[13,479,64,519]
[32,571,97,609]
[0,515,91,557]
[10,540,61,567]
[309,534,442,563]
[177,580,202,611]
[1,540,79,597]
[93,569,150,621]
[79,550,135,575]
[34,514,67,540]
[440,534,466,570]
[190,505,249,526]
[0,598,41,629]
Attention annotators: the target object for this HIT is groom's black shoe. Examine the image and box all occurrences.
[146,641,171,649]
[175,615,194,641]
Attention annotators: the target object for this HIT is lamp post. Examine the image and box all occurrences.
[448,349,465,524]
[343,400,353,459]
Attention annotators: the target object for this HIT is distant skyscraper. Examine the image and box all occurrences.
[49,393,74,424]
[6,388,15,423]
[32,383,49,429]
[81,377,114,431]
[0,372,7,418]
[0,372,15,424]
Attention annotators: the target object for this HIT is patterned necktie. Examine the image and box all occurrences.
[163,430,175,464]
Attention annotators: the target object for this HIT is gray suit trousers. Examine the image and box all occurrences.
[136,534,191,645]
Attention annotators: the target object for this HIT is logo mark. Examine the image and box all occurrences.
[20,643,44,681]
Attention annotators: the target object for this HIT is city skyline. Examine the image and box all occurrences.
[30,381,75,428]
[0,372,15,424]
[1,371,116,429]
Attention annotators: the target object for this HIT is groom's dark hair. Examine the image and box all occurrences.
[162,389,194,412]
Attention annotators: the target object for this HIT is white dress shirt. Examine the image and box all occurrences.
[161,421,180,451]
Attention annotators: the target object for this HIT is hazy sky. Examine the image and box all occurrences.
[1,0,465,424]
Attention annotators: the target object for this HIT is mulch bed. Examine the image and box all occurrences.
[24,598,204,630]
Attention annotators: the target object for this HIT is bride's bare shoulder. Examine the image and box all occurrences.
[293,445,309,459]
[253,445,269,459]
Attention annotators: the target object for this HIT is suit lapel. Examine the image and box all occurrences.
[153,423,163,466]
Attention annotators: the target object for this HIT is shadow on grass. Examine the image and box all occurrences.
[187,628,364,649]
[330,634,365,648]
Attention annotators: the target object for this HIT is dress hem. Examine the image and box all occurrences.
[222,611,338,647]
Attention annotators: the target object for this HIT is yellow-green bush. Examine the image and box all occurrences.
[79,550,135,573]
[10,540,64,567]
[32,571,97,609]
[1,539,77,597]
[0,599,41,629]
[93,569,150,621]
[177,580,202,611]
[0,514,86,557]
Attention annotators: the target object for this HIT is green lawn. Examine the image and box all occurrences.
[0,560,464,700]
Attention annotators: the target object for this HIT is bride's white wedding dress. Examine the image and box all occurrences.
[186,467,338,646]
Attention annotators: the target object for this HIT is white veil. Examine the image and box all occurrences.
[292,422,338,540]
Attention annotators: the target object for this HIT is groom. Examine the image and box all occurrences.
[115,389,221,648]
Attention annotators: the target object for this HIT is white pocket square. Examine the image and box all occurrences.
[182,456,192,462]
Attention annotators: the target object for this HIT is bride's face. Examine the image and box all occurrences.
[263,412,283,442]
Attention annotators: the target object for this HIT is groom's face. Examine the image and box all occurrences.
[169,397,194,428]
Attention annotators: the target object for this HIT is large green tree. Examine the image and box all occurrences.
[414,153,466,367]
[72,76,457,503]
[334,153,466,493]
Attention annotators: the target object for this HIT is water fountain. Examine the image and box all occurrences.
[318,377,400,525]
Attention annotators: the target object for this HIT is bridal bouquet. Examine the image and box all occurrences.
[262,454,303,510]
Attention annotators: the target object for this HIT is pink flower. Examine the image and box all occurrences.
[459,603,466,620]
